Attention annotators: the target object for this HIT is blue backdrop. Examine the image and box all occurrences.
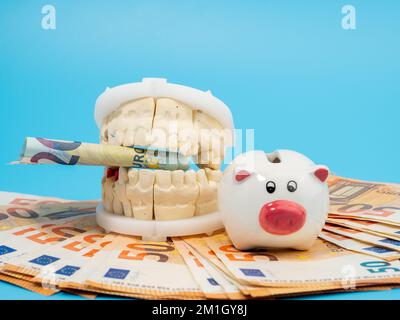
[0,0,399,299]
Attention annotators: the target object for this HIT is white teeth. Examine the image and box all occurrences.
[101,98,155,147]
[183,170,200,215]
[154,170,172,220]
[103,168,220,219]
[113,168,133,217]
[126,169,155,220]
[151,98,197,156]
[123,97,155,147]
[171,169,184,188]
[205,167,222,184]
[123,128,135,148]
[151,98,178,152]
[101,174,114,212]
[154,169,199,220]
[195,169,221,215]
[117,129,126,146]
[112,179,124,215]
[102,168,124,215]
[194,111,224,170]
[100,122,110,144]
[101,97,227,168]
[173,170,199,218]
[106,120,119,145]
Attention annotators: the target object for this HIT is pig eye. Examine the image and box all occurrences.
[266,181,276,193]
[287,180,297,192]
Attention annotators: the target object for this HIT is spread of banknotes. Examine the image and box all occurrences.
[0,175,400,299]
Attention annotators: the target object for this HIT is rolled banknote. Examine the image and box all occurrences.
[17,137,189,170]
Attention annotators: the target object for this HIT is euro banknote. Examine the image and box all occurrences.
[323,224,400,252]
[184,234,391,297]
[3,227,107,279]
[0,192,98,231]
[172,238,229,299]
[183,235,272,297]
[319,229,400,261]
[328,176,400,226]
[205,232,400,288]
[1,184,400,299]
[327,217,400,240]
[0,215,97,269]
[182,242,247,300]
[34,233,116,290]
[17,137,189,170]
[84,235,204,299]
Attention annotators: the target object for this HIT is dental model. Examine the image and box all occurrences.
[95,78,234,240]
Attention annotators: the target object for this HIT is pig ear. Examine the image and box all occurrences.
[312,165,329,183]
[234,168,253,183]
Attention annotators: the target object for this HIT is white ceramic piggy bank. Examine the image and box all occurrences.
[218,150,329,250]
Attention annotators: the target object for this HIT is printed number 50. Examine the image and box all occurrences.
[361,261,400,274]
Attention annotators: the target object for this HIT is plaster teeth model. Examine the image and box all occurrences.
[195,169,222,216]
[96,78,234,229]
[126,169,155,220]
[151,98,196,156]
[154,169,200,220]
[194,110,226,170]
[114,167,132,217]
[101,97,155,147]
[101,170,115,213]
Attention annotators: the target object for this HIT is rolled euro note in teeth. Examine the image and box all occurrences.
[15,137,190,170]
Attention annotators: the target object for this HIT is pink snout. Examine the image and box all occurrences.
[259,200,306,235]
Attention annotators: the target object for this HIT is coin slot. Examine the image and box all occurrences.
[266,152,281,164]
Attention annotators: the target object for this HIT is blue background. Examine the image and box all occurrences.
[0,0,399,299]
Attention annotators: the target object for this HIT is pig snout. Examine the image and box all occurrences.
[259,200,306,235]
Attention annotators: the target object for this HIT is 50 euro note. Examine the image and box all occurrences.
[183,235,271,298]
[17,137,189,170]
[179,239,247,300]
[319,229,400,261]
[3,227,107,280]
[184,235,376,298]
[323,224,400,253]
[34,233,116,291]
[205,232,400,288]
[327,217,400,240]
[328,175,400,226]
[173,238,241,299]
[0,191,98,231]
[53,234,196,300]
[33,233,169,300]
[0,215,98,270]
[83,235,205,299]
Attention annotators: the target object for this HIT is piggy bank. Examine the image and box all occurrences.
[218,150,329,250]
